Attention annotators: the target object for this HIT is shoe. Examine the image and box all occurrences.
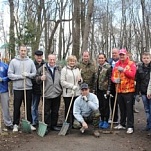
[3,125,13,132]
[93,130,100,137]
[51,126,61,131]
[30,125,36,131]
[142,126,150,131]
[147,130,151,136]
[108,120,118,124]
[101,121,109,129]
[99,121,104,128]
[13,124,19,132]
[127,128,133,134]
[80,127,85,133]
[45,128,50,135]
[114,124,126,130]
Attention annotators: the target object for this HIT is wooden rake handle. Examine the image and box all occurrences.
[42,65,45,123]
[65,94,74,122]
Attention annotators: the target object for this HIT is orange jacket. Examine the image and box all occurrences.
[111,58,136,93]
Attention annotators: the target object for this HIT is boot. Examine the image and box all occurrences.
[93,130,100,138]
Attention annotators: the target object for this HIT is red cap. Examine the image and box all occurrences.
[119,49,127,55]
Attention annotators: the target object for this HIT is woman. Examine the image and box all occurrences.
[96,53,112,129]
[61,55,82,128]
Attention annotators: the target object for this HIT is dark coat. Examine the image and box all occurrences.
[135,62,151,95]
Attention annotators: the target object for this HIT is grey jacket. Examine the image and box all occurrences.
[36,63,62,99]
[8,56,36,90]
[73,93,99,123]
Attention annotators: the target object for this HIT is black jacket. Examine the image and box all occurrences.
[135,62,151,95]
[32,60,45,94]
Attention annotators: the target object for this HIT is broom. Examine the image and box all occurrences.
[37,65,47,137]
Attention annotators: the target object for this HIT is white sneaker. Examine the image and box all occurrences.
[114,124,126,130]
[127,128,133,134]
[30,125,36,131]
[13,124,19,132]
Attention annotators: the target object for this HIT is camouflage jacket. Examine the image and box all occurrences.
[96,62,112,91]
[78,60,96,91]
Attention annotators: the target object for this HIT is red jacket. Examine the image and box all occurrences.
[111,58,136,93]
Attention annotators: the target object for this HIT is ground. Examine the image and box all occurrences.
[0,99,151,151]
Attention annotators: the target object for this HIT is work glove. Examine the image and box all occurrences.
[72,85,78,91]
[114,78,121,84]
[41,75,46,81]
[0,77,3,82]
[82,96,88,102]
[117,66,124,72]
[22,72,29,77]
[135,95,141,102]
[104,90,111,99]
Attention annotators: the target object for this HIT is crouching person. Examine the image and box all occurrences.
[73,83,100,137]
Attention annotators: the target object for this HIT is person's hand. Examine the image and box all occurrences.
[0,77,2,82]
[106,90,110,96]
[114,78,121,84]
[22,72,29,77]
[147,94,151,99]
[72,85,78,91]
[118,66,124,72]
[41,75,46,81]
[82,121,88,129]
[82,96,88,102]
[135,95,141,102]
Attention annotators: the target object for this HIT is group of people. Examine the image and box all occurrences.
[0,44,151,137]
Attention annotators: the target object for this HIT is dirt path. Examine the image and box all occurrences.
[0,101,151,151]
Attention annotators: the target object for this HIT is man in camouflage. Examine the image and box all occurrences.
[78,51,96,92]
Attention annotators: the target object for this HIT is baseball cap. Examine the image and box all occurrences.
[119,49,127,55]
[34,50,43,56]
[81,83,89,90]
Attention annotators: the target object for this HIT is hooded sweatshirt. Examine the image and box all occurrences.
[8,55,36,90]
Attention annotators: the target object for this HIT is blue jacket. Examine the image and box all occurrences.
[0,61,9,93]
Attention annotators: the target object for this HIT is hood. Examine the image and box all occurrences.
[15,55,29,61]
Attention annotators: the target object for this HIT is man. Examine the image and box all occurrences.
[73,83,100,137]
[36,54,62,133]
[136,52,151,135]
[8,45,36,132]
[78,51,96,92]
[108,48,119,123]
[32,50,45,127]
[111,48,136,134]
[0,53,13,131]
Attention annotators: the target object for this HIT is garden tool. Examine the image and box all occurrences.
[58,94,74,136]
[37,65,47,137]
[21,63,31,133]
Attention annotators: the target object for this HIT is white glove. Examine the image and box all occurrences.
[41,75,46,81]
[117,66,124,72]
[72,85,78,91]
[83,96,88,101]
[114,78,121,84]
[22,72,29,77]
[0,77,2,82]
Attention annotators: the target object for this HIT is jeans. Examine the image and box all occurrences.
[32,94,41,125]
[141,95,151,129]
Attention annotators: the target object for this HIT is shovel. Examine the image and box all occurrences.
[21,75,31,133]
[102,83,120,134]
[58,94,74,136]
[37,65,47,137]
